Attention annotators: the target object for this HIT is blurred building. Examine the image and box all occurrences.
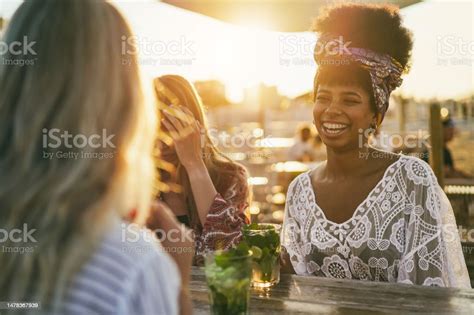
[194,80,230,109]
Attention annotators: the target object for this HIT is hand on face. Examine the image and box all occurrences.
[160,141,180,166]
[161,105,203,170]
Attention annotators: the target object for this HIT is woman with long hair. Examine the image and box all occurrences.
[151,75,250,257]
[0,0,192,313]
[281,4,470,288]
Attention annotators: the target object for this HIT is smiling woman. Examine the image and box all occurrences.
[315,79,372,145]
[280,3,471,288]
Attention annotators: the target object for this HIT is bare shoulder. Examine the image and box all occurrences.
[308,160,327,183]
[286,161,325,196]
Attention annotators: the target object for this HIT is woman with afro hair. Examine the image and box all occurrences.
[281,3,470,288]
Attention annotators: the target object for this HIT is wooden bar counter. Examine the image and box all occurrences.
[190,267,474,314]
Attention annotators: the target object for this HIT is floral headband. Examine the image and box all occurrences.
[314,33,404,122]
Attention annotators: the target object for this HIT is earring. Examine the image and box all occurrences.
[369,122,377,134]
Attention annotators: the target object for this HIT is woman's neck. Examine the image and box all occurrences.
[324,146,372,180]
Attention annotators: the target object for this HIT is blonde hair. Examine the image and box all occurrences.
[154,75,248,230]
[0,0,156,311]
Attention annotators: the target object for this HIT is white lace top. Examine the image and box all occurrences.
[281,155,471,288]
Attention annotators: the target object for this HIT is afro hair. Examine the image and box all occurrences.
[313,3,413,72]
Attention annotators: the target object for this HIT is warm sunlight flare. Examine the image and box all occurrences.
[1,0,472,101]
[1,1,473,314]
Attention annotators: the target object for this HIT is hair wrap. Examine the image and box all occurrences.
[314,33,404,121]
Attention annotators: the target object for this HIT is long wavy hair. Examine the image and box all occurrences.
[0,0,156,312]
[154,75,248,230]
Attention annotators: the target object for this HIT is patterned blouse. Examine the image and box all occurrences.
[194,166,250,256]
[126,167,249,258]
[281,155,471,288]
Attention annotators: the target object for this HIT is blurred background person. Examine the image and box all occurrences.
[152,75,250,260]
[312,133,327,162]
[0,1,192,314]
[422,116,473,179]
[288,124,318,162]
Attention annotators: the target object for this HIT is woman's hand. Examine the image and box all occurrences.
[160,141,180,167]
[146,201,194,315]
[162,105,204,170]
[280,250,296,274]
[161,104,218,227]
[161,191,188,217]
[146,201,194,278]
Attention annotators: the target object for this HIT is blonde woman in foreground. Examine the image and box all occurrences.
[0,0,192,314]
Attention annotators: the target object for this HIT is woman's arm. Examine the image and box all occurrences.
[146,201,194,314]
[162,105,249,251]
[196,168,250,254]
[280,250,296,274]
[398,159,471,288]
[162,105,218,224]
[162,105,250,255]
[184,159,218,225]
[161,191,188,217]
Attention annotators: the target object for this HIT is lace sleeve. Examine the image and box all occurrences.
[281,177,314,275]
[437,185,471,288]
[397,158,471,288]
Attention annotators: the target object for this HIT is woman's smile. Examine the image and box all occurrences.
[321,121,350,137]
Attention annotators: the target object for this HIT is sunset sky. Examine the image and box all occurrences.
[1,0,472,102]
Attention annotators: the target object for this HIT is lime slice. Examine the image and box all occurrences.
[250,246,262,259]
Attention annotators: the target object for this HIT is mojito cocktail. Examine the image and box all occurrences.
[204,247,252,315]
[242,223,281,288]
